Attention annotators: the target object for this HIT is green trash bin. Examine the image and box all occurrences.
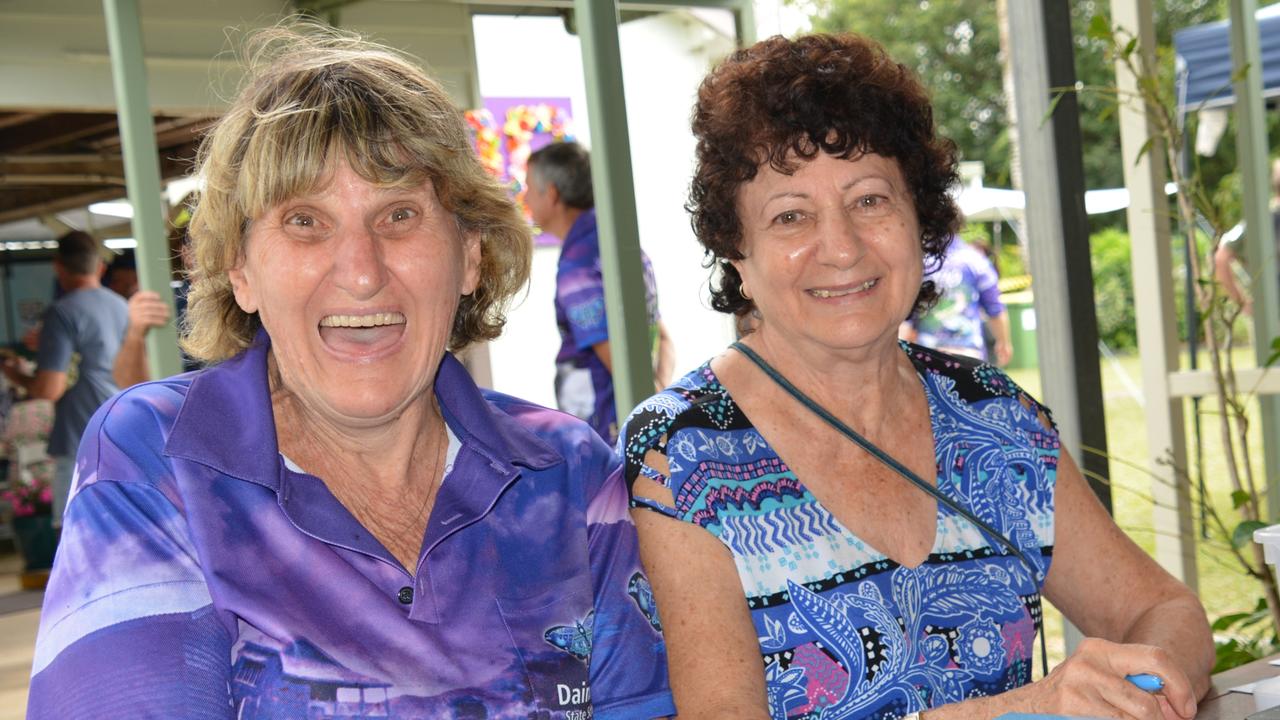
[1001,290,1038,371]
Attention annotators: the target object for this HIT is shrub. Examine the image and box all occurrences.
[1091,228,1137,351]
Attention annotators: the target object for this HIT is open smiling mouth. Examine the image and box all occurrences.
[808,278,878,299]
[317,312,407,354]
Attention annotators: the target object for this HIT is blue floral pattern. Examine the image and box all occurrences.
[621,343,1058,719]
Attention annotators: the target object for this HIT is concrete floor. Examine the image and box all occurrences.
[0,550,38,720]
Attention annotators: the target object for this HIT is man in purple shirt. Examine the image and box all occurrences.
[526,142,675,444]
[909,236,1012,365]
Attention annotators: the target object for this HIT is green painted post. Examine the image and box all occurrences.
[1227,0,1280,516]
[574,0,654,423]
[102,0,182,380]
[734,0,757,45]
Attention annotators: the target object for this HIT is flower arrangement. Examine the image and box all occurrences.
[2,458,54,517]
[2,398,56,518]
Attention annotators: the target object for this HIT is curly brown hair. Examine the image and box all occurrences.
[184,23,531,362]
[688,33,961,318]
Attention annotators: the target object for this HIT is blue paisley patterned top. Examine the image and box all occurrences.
[620,342,1059,720]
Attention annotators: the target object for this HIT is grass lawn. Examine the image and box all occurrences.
[1005,346,1269,665]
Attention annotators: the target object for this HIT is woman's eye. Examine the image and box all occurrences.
[285,213,316,228]
[774,210,801,225]
[857,195,888,211]
[389,207,416,223]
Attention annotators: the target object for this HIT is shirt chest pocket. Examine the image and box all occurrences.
[496,579,594,718]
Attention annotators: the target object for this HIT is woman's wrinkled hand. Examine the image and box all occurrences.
[1011,638,1197,720]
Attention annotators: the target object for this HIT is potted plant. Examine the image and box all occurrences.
[1,396,56,589]
[2,457,56,575]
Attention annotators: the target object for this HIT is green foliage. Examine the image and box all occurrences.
[806,0,1009,185]
[1090,228,1137,350]
[1213,597,1280,672]
[1234,489,1254,509]
[1090,224,1232,352]
[1233,520,1270,549]
[997,242,1026,278]
[800,0,1229,205]
[958,223,1028,278]
[1267,336,1280,368]
[958,222,991,247]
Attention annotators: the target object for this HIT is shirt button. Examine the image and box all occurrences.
[398,586,414,604]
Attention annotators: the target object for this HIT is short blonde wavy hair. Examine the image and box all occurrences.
[184,24,531,362]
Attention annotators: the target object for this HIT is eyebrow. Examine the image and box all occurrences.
[763,191,809,204]
[763,176,891,204]
[304,172,435,196]
[843,175,893,192]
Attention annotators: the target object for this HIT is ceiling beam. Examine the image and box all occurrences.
[0,174,128,186]
[87,116,209,151]
[0,114,119,154]
[0,140,198,225]
[0,187,126,225]
[0,113,45,132]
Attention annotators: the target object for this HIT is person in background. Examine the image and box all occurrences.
[113,201,198,388]
[907,233,1012,366]
[1214,156,1280,316]
[103,250,139,299]
[1,230,127,527]
[26,26,673,720]
[111,289,171,388]
[620,32,1212,720]
[526,141,675,443]
[970,238,1003,361]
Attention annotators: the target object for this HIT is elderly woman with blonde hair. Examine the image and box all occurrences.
[27,26,674,720]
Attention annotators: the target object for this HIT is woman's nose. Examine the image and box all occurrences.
[332,225,389,299]
[814,212,866,268]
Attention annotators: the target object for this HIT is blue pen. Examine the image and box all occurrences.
[1127,673,1164,692]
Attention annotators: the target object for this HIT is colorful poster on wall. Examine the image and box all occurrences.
[465,97,575,246]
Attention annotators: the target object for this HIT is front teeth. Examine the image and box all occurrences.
[319,312,406,328]
[810,278,877,298]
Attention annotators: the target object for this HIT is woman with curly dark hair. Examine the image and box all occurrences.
[619,33,1211,720]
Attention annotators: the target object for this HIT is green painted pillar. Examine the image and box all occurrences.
[734,0,757,45]
[575,0,654,422]
[102,0,182,380]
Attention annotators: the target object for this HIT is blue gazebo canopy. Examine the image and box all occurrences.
[1174,2,1280,112]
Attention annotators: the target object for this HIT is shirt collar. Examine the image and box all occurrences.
[561,207,597,252]
[164,329,561,489]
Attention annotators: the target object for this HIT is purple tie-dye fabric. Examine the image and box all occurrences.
[554,209,661,443]
[28,332,673,720]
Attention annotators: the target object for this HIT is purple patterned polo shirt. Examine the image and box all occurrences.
[27,331,674,720]
[554,209,661,444]
[911,237,1005,361]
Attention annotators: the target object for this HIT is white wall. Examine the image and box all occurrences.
[752,0,815,38]
[474,12,737,408]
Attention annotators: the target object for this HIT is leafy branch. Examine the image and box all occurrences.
[1075,13,1280,638]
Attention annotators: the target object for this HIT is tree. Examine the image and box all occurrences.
[802,0,1229,197]
[808,0,1010,184]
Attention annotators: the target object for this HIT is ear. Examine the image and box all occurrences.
[460,230,482,296]
[728,257,746,279]
[227,258,259,314]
